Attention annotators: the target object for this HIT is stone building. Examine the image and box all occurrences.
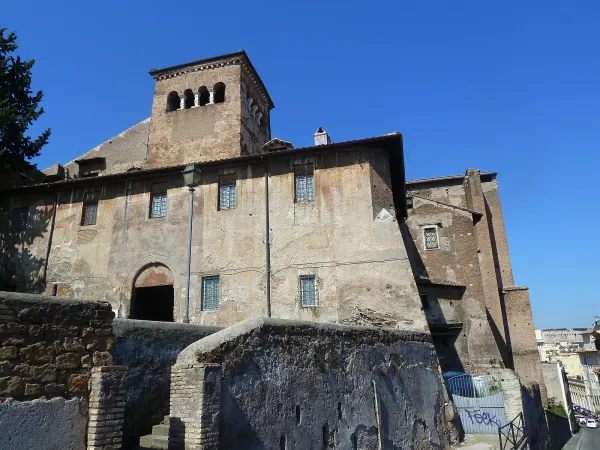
[0,51,542,390]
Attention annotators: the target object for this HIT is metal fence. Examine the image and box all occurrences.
[446,374,507,434]
[499,413,528,450]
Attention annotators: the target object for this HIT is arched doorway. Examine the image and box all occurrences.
[130,263,175,322]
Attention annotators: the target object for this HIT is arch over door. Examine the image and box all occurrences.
[131,263,175,322]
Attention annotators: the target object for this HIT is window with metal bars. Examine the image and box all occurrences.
[219,181,236,210]
[299,275,317,307]
[295,164,315,202]
[150,192,167,218]
[201,276,220,311]
[423,226,439,250]
[12,207,29,232]
[81,200,98,226]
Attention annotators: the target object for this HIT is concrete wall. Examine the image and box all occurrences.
[0,397,88,450]
[111,319,220,447]
[542,362,563,403]
[173,317,451,449]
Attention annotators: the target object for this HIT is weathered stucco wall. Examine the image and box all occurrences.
[174,317,451,449]
[0,396,88,450]
[2,146,427,333]
[111,319,220,447]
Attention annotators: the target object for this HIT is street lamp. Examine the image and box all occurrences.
[182,164,201,323]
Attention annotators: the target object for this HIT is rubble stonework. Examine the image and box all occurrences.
[0,291,114,400]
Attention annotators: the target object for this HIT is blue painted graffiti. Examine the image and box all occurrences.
[465,409,502,428]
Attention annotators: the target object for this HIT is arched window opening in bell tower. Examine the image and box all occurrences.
[214,82,226,104]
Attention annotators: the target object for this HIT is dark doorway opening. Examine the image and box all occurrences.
[131,285,174,322]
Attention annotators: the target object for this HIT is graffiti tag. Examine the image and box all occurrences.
[464,409,502,428]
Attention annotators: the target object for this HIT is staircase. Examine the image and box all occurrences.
[137,416,170,449]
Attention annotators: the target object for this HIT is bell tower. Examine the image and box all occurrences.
[146,51,274,169]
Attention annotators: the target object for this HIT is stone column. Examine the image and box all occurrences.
[169,363,221,450]
[179,94,185,110]
[208,89,215,105]
[87,366,128,450]
[193,92,199,107]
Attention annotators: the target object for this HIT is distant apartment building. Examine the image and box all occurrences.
[536,327,595,362]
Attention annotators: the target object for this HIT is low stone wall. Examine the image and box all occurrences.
[111,319,220,447]
[0,291,116,450]
[172,317,451,450]
[0,291,114,400]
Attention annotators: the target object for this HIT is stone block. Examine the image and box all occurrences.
[28,324,45,337]
[0,324,5,336]
[93,351,113,366]
[56,352,81,369]
[44,382,66,394]
[0,376,24,396]
[13,363,32,378]
[17,307,45,323]
[19,342,54,363]
[68,373,90,395]
[3,337,25,346]
[31,364,57,382]
[24,383,42,396]
[0,346,18,360]
[0,361,11,375]
[6,323,27,335]
[60,337,86,353]
[81,355,92,368]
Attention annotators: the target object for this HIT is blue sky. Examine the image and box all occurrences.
[5,1,599,328]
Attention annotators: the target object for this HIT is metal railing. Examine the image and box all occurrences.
[498,413,528,450]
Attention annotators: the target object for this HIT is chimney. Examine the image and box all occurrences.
[314,127,331,146]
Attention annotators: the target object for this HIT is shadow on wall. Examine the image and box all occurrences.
[399,222,464,373]
[0,199,54,293]
[521,383,550,450]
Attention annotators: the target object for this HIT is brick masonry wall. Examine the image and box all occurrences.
[169,363,221,450]
[0,291,114,401]
[88,366,127,450]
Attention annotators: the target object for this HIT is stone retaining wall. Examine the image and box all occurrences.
[0,291,114,400]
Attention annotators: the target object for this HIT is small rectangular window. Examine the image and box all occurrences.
[406,197,414,209]
[219,176,237,210]
[420,294,430,310]
[295,164,315,202]
[423,226,439,250]
[12,207,29,232]
[201,276,220,311]
[81,198,98,226]
[300,275,317,307]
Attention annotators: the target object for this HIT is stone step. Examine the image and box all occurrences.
[152,424,170,437]
[139,434,169,449]
[163,415,170,424]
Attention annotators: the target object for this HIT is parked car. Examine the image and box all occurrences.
[586,418,598,428]
[578,417,587,426]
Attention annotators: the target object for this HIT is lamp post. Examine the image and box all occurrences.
[182,164,201,323]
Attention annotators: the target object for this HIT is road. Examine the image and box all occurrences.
[563,426,600,450]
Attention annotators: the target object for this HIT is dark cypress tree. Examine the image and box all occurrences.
[0,28,51,173]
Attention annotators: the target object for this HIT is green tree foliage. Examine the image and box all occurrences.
[0,28,50,173]
[546,397,567,418]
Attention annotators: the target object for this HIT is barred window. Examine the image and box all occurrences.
[150,192,167,218]
[300,275,317,307]
[82,200,98,226]
[423,226,439,250]
[201,276,220,311]
[219,181,236,210]
[12,207,29,232]
[420,294,430,310]
[295,164,315,202]
[406,197,414,209]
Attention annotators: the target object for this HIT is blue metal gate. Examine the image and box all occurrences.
[446,374,507,434]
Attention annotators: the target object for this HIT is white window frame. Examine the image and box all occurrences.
[422,225,440,250]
